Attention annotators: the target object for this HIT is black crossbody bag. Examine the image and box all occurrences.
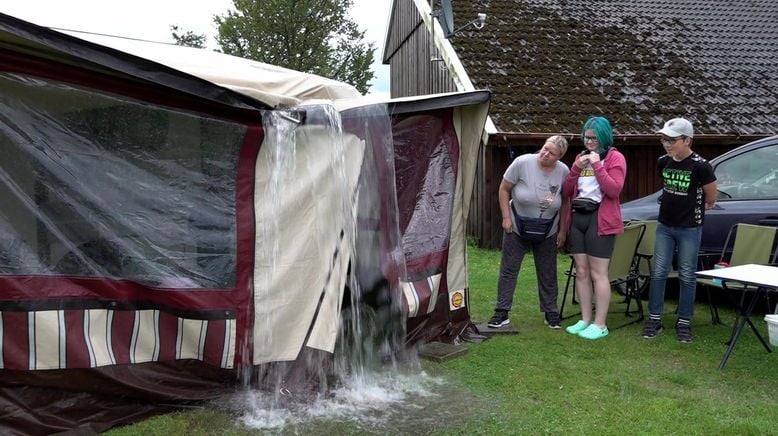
[511,199,558,242]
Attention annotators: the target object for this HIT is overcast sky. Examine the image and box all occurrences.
[1,0,391,95]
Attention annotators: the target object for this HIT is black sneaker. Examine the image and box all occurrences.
[641,318,664,338]
[676,322,693,343]
[487,310,510,328]
[544,312,561,329]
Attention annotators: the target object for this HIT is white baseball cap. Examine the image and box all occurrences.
[657,118,694,138]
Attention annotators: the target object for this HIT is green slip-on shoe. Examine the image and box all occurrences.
[565,320,589,335]
[577,324,609,340]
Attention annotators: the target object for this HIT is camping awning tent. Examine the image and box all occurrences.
[58,28,365,108]
[0,12,490,433]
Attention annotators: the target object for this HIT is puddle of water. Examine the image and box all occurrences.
[219,363,485,434]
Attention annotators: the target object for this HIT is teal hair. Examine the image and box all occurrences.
[581,116,614,153]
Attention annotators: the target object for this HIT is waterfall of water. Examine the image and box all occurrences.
[225,102,451,429]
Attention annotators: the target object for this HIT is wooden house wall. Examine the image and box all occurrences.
[385,0,457,97]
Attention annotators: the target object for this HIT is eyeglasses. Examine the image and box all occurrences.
[660,136,684,145]
[583,136,598,143]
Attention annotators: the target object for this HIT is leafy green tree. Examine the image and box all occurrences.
[214,0,375,94]
[170,25,207,49]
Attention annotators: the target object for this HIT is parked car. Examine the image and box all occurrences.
[621,135,778,254]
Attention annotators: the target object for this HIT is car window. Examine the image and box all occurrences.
[714,143,778,200]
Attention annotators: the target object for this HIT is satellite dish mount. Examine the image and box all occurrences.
[431,0,456,38]
[431,0,487,40]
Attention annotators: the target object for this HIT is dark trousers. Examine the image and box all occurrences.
[495,230,559,313]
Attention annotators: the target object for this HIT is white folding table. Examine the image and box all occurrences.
[696,264,778,369]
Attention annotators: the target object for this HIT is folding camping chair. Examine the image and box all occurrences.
[696,223,778,323]
[634,220,657,294]
[559,222,646,329]
[560,255,579,320]
[614,219,655,313]
[634,220,723,325]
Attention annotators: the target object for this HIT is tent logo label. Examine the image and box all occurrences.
[449,290,465,310]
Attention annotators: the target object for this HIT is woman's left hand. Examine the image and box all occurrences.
[556,232,567,249]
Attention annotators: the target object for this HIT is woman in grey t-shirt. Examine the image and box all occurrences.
[487,136,570,330]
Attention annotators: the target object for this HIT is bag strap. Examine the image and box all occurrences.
[510,200,520,223]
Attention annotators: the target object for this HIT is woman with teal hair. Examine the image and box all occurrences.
[561,116,627,340]
[582,116,614,154]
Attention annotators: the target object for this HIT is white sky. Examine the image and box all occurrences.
[1,0,391,95]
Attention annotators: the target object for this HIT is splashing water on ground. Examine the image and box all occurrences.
[220,365,483,434]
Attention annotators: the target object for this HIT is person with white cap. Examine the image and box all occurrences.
[641,117,717,343]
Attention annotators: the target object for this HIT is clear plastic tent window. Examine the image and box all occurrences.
[0,72,246,288]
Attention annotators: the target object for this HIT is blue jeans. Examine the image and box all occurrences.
[648,223,703,319]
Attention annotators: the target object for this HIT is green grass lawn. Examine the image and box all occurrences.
[444,245,778,435]
[108,245,778,435]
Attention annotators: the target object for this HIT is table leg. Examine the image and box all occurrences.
[719,287,772,369]
[744,289,773,353]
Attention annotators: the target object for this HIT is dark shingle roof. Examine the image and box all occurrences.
[450,0,778,135]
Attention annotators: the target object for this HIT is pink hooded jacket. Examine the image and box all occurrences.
[562,147,626,236]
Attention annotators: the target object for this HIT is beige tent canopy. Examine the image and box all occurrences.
[63,30,364,107]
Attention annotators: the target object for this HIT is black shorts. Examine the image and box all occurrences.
[568,209,615,258]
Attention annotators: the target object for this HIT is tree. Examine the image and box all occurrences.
[214,0,375,94]
[170,25,207,49]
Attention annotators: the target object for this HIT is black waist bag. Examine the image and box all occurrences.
[512,204,557,241]
[572,198,600,213]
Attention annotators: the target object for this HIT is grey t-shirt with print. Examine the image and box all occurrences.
[503,153,569,236]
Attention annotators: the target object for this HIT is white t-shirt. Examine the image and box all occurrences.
[503,153,569,236]
[576,162,603,202]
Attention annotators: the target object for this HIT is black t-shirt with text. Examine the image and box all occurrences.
[657,152,716,227]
